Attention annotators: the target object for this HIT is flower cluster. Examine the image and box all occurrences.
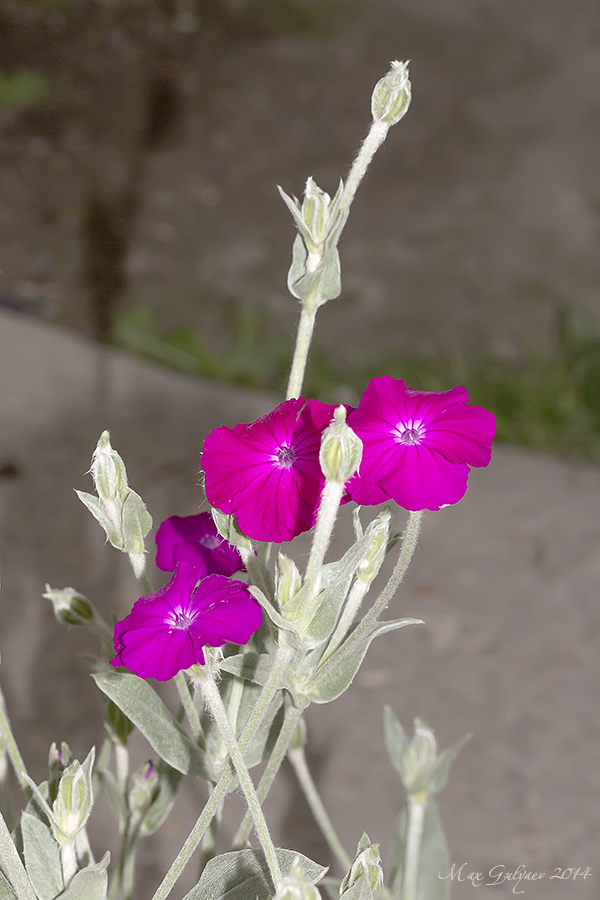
[111,376,494,684]
[202,376,495,542]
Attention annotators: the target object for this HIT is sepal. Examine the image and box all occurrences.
[340,835,383,900]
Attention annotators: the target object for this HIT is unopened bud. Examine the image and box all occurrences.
[356,507,392,583]
[300,178,332,254]
[276,553,302,608]
[44,586,94,627]
[128,761,158,817]
[340,835,384,897]
[52,749,94,844]
[371,60,411,125]
[76,431,152,556]
[90,431,127,503]
[319,406,362,484]
[273,860,322,900]
[49,741,72,785]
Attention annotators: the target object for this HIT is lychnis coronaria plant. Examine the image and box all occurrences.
[0,61,498,900]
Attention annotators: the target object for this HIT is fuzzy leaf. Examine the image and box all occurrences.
[298,531,375,649]
[0,873,16,900]
[55,853,110,900]
[75,492,122,548]
[20,813,63,900]
[301,618,421,705]
[120,489,152,555]
[218,653,279,688]
[182,848,326,900]
[139,763,181,836]
[384,706,410,779]
[387,801,449,900]
[287,234,341,306]
[93,671,212,778]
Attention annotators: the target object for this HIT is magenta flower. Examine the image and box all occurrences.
[111,564,262,681]
[155,513,243,576]
[345,376,495,511]
[201,398,337,543]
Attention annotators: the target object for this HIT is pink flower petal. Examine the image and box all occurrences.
[201,397,337,542]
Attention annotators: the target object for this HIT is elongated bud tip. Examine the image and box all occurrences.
[319,406,362,484]
[371,60,411,125]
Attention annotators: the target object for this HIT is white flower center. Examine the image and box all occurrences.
[393,420,425,445]
[169,609,195,630]
[199,534,222,550]
[275,445,296,468]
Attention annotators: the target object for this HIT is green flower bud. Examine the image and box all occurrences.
[76,431,152,557]
[371,60,411,126]
[300,178,332,254]
[319,406,362,484]
[273,860,322,900]
[385,709,470,802]
[48,741,72,787]
[276,553,303,608]
[340,835,384,897]
[90,431,127,503]
[402,719,438,792]
[356,507,392,583]
[128,761,158,817]
[52,749,94,845]
[43,586,94,627]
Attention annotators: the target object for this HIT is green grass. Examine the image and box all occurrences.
[114,304,600,463]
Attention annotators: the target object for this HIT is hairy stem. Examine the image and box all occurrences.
[198,670,281,889]
[232,704,303,849]
[288,743,352,872]
[402,797,426,900]
[150,644,294,900]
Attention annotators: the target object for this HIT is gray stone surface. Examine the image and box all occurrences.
[1,310,598,899]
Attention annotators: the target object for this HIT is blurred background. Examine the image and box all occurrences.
[2,0,600,457]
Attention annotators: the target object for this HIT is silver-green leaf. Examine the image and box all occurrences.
[55,853,110,900]
[93,671,211,778]
[387,801,449,900]
[20,812,63,900]
[182,848,326,900]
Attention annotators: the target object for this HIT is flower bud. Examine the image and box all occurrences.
[44,586,94,627]
[402,719,438,791]
[300,178,332,254]
[48,741,72,785]
[76,431,152,557]
[52,749,94,845]
[385,709,470,802]
[128,761,158,817]
[273,860,322,900]
[90,430,127,503]
[371,60,411,126]
[276,553,302,608]
[319,406,362,484]
[356,507,392,584]
[340,835,384,897]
